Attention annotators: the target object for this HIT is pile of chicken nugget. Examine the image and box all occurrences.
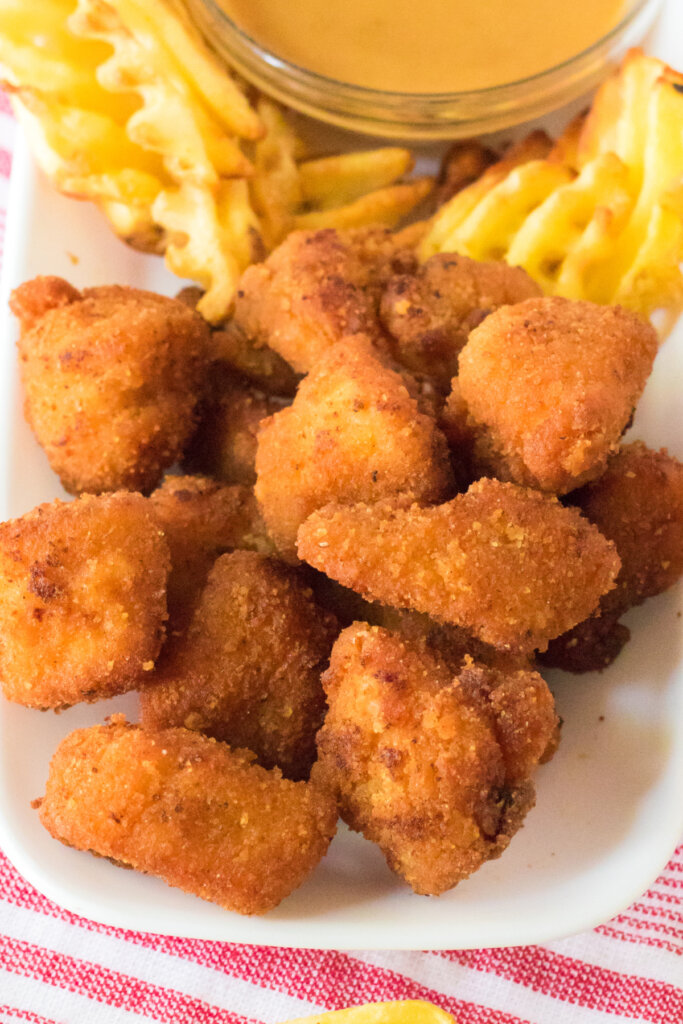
[3,223,683,915]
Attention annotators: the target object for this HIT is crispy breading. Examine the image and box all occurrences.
[298,479,620,652]
[183,368,288,486]
[255,335,454,559]
[212,321,300,396]
[456,297,658,493]
[380,253,541,388]
[12,276,210,495]
[175,285,299,396]
[38,718,337,915]
[233,227,416,374]
[540,443,683,672]
[140,551,338,780]
[149,474,274,629]
[0,493,170,709]
[313,624,557,894]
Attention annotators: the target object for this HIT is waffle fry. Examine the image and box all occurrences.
[422,50,683,325]
[0,0,432,322]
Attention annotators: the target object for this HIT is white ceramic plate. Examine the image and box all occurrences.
[0,38,682,945]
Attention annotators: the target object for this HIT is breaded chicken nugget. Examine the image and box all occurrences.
[0,493,170,709]
[456,297,658,493]
[541,443,683,672]
[140,551,338,780]
[38,718,337,915]
[176,286,299,396]
[255,335,454,559]
[233,227,416,373]
[380,253,541,388]
[298,478,620,652]
[213,321,300,396]
[183,368,288,486]
[149,475,274,629]
[313,624,557,894]
[11,277,210,495]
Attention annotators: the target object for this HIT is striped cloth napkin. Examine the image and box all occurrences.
[0,89,680,1024]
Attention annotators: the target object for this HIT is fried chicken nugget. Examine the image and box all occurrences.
[380,253,541,389]
[0,493,170,709]
[233,227,416,374]
[38,718,337,915]
[149,474,274,629]
[313,624,558,894]
[11,277,211,495]
[140,551,338,780]
[456,297,658,493]
[298,478,620,652]
[541,443,683,672]
[183,367,288,486]
[176,286,299,396]
[255,335,454,559]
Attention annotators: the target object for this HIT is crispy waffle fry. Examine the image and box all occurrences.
[422,50,683,325]
[0,0,432,320]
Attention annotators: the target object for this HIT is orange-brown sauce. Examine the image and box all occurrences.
[220,0,629,93]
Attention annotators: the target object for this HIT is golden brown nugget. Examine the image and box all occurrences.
[183,369,288,487]
[175,286,299,396]
[255,336,453,559]
[38,719,337,915]
[149,475,274,629]
[0,493,170,709]
[456,297,658,493]
[140,551,338,780]
[541,443,683,672]
[298,479,620,652]
[12,277,210,495]
[380,253,541,388]
[233,227,416,373]
[314,624,557,894]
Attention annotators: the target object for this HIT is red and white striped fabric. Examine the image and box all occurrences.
[0,94,680,1024]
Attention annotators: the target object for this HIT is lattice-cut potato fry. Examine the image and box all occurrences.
[424,50,683,327]
[420,130,554,259]
[69,0,253,185]
[154,178,259,323]
[439,159,574,262]
[249,98,302,251]
[299,147,414,209]
[282,1002,458,1024]
[294,176,434,232]
[506,152,634,298]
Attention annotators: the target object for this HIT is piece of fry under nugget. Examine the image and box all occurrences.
[140,551,338,780]
[298,478,620,652]
[38,718,337,915]
[183,367,288,486]
[149,474,274,629]
[0,493,170,709]
[380,252,541,389]
[255,335,454,560]
[541,442,683,672]
[456,296,658,494]
[313,624,557,894]
[12,277,210,495]
[233,227,416,374]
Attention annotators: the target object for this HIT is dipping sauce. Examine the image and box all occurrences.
[218,0,630,93]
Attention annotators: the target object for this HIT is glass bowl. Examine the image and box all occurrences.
[186,0,663,140]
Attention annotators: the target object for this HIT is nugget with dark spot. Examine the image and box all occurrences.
[313,624,557,894]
